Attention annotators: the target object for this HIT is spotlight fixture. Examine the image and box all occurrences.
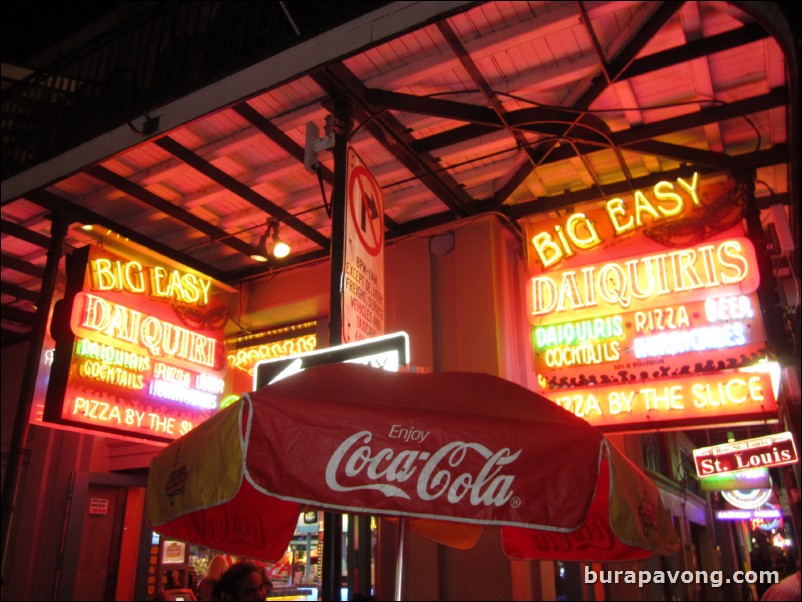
[270,223,290,258]
[250,219,290,262]
[249,230,270,262]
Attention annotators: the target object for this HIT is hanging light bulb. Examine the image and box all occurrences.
[270,220,291,258]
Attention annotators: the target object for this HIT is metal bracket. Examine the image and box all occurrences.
[304,117,336,173]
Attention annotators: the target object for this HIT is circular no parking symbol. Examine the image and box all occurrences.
[348,164,384,256]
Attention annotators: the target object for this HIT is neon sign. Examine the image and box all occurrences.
[534,294,765,390]
[527,237,758,321]
[90,258,213,305]
[699,467,771,491]
[720,488,773,510]
[65,393,197,438]
[77,356,145,390]
[527,173,767,405]
[549,369,777,431]
[526,174,748,273]
[72,292,218,368]
[716,507,781,521]
[227,334,317,376]
[535,315,624,349]
[43,245,229,444]
[226,325,318,397]
[752,504,782,531]
[530,173,703,269]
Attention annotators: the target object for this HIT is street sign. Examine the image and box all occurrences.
[693,431,798,478]
[343,147,385,343]
[254,331,409,387]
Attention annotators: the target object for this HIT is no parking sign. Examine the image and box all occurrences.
[343,147,385,342]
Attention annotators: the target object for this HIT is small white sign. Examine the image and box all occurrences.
[88,497,109,515]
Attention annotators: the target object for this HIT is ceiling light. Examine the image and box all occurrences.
[250,219,290,262]
[271,225,291,258]
[249,230,270,262]
[251,227,270,263]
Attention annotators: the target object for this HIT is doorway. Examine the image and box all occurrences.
[56,471,149,601]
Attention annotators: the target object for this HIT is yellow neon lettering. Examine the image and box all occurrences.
[197,276,212,306]
[123,261,146,293]
[531,172,705,261]
[91,258,119,291]
[227,334,317,373]
[554,226,575,259]
[90,259,147,293]
[91,258,213,305]
[182,273,201,304]
[676,172,701,207]
[552,393,602,418]
[718,240,749,283]
[542,341,620,368]
[641,385,684,411]
[165,270,184,302]
[691,375,764,408]
[633,190,662,226]
[149,266,169,299]
[565,213,601,250]
[607,390,634,415]
[653,180,684,216]
[604,198,634,234]
[532,232,564,269]
[173,272,195,302]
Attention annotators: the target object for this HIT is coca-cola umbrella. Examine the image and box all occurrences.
[146,363,679,584]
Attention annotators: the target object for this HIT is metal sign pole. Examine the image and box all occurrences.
[322,98,352,601]
[394,517,406,602]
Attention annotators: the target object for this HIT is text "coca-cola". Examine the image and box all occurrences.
[325,430,521,507]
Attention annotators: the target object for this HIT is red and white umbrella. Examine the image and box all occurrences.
[147,363,678,568]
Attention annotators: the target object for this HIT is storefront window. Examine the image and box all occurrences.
[641,432,667,475]
[150,513,324,601]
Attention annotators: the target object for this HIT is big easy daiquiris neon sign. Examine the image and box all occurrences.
[525,173,776,431]
[43,245,229,443]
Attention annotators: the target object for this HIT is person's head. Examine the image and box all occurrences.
[205,555,230,581]
[212,562,273,601]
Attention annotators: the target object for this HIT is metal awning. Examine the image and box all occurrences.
[1,1,797,345]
